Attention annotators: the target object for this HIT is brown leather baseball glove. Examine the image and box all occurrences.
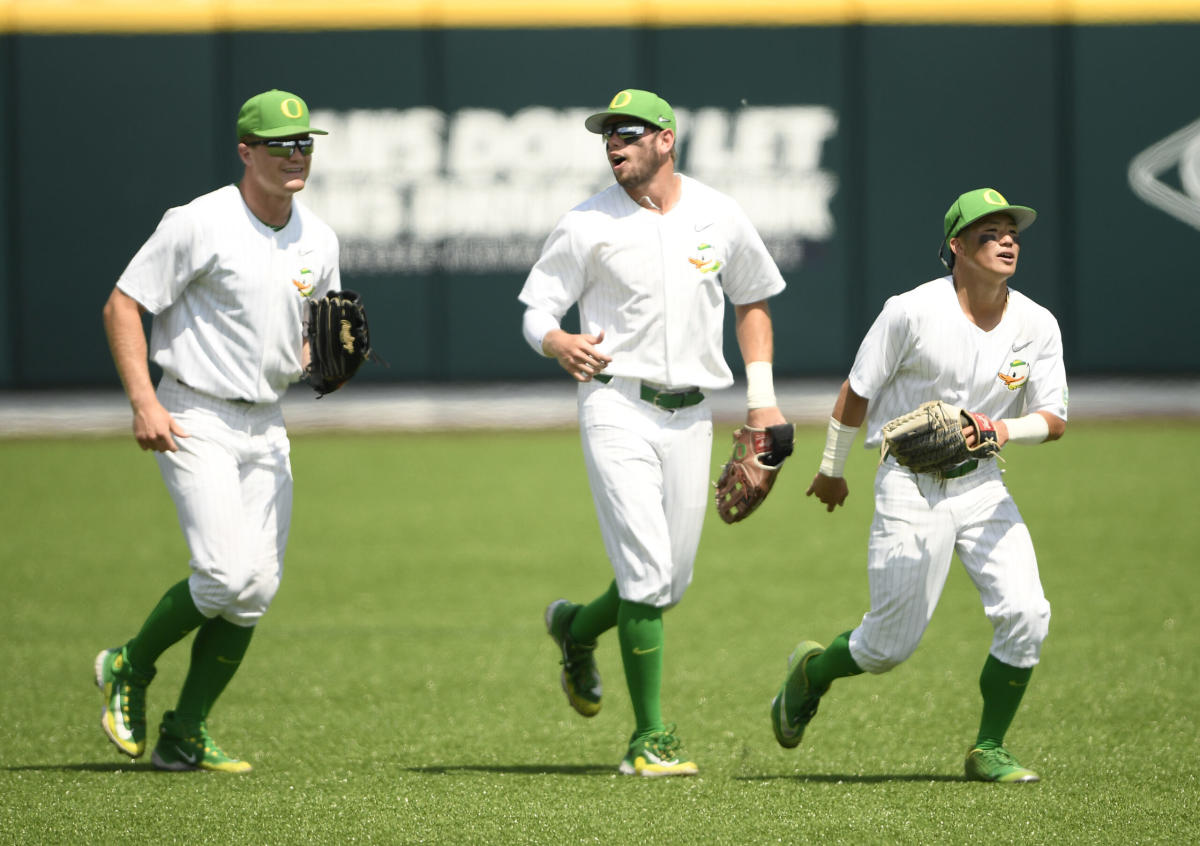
[714,423,795,524]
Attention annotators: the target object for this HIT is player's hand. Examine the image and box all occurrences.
[543,329,613,382]
[132,399,190,452]
[806,473,849,513]
[747,406,786,429]
[962,415,1010,448]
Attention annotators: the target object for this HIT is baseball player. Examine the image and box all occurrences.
[96,89,340,772]
[519,89,788,776]
[771,187,1068,783]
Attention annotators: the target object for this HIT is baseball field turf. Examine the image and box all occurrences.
[1,420,1196,843]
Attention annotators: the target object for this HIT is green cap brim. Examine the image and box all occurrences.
[249,125,328,138]
[951,205,1037,237]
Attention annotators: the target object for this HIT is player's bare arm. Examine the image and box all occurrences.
[807,379,868,512]
[542,328,612,382]
[734,301,786,429]
[102,287,189,452]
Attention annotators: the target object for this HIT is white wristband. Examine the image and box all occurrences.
[745,361,777,409]
[1001,413,1050,445]
[521,308,561,357]
[818,417,859,478]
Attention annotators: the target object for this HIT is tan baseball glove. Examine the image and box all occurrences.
[880,400,1001,475]
[714,424,795,524]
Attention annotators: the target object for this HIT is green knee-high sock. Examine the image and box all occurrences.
[125,579,207,673]
[804,631,865,691]
[975,653,1033,748]
[570,580,620,643]
[617,600,664,736]
[174,616,255,724]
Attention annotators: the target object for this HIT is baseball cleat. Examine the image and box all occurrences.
[94,646,154,758]
[619,726,698,777]
[545,599,602,717]
[770,640,828,749]
[964,745,1040,783]
[150,711,252,774]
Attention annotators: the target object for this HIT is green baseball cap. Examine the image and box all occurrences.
[584,89,676,134]
[943,187,1036,240]
[236,89,327,139]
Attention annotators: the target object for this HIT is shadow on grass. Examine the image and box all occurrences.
[6,762,157,773]
[405,764,615,776]
[737,773,964,784]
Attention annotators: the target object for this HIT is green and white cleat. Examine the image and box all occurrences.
[965,745,1040,783]
[619,727,698,777]
[150,711,252,774]
[94,646,154,758]
[770,640,828,749]
[545,599,602,717]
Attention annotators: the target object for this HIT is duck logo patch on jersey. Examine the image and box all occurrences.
[292,268,315,297]
[998,359,1029,391]
[688,243,722,274]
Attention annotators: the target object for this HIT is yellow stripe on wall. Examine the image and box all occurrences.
[2,0,1199,33]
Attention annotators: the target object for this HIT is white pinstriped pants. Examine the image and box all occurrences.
[848,459,1051,672]
[578,377,713,609]
[154,377,293,627]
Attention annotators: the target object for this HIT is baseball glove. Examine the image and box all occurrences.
[305,289,377,398]
[714,423,795,524]
[880,400,1001,475]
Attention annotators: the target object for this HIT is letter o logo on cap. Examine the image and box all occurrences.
[609,90,633,109]
[983,189,1007,206]
[280,98,304,119]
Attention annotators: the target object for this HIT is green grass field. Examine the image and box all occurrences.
[2,421,1198,844]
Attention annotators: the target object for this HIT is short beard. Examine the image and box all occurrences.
[613,146,665,193]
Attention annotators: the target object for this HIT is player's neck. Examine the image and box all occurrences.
[953,271,1010,331]
[623,170,681,214]
[238,181,295,229]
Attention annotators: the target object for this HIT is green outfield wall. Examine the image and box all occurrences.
[2,6,1198,387]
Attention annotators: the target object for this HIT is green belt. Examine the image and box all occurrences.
[941,459,979,479]
[594,373,705,410]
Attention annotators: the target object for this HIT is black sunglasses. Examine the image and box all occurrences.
[245,137,315,157]
[601,123,657,142]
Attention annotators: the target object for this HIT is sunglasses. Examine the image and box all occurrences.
[245,137,315,157]
[601,123,657,142]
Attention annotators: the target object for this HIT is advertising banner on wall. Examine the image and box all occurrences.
[304,104,839,276]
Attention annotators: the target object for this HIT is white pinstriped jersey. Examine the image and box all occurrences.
[850,276,1068,448]
[519,174,786,390]
[117,184,341,403]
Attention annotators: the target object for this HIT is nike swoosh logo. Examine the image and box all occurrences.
[175,745,198,764]
[216,656,242,665]
[1012,340,1032,352]
[694,222,713,231]
[632,646,661,656]
[1008,680,1028,687]
[299,247,314,256]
